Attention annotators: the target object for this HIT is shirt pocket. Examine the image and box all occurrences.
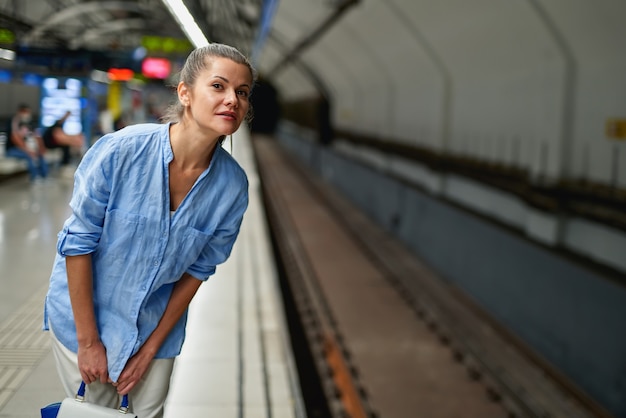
[165,225,214,282]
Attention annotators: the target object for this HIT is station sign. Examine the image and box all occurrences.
[141,36,192,54]
[40,77,83,135]
[107,68,134,81]
[0,28,15,44]
[606,118,626,140]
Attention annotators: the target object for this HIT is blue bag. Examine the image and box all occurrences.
[40,401,62,418]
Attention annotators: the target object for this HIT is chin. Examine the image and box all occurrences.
[220,126,240,136]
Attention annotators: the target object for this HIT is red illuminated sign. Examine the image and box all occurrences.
[107,68,134,81]
[142,57,171,79]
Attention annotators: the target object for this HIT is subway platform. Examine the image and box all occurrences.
[0,128,304,418]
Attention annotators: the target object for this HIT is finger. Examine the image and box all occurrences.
[117,380,135,396]
[84,371,93,383]
[99,371,109,384]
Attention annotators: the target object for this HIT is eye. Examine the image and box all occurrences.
[237,90,249,98]
[212,83,223,89]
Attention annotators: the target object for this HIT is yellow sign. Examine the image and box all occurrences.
[606,118,626,140]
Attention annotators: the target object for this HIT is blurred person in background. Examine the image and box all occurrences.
[5,104,48,182]
[42,110,85,170]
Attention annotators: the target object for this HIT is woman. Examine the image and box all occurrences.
[44,43,257,417]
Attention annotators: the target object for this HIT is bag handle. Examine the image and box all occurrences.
[76,381,130,413]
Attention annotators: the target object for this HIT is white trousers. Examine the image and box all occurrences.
[50,329,175,418]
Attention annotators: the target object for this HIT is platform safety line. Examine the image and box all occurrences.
[245,134,308,418]
[243,221,273,418]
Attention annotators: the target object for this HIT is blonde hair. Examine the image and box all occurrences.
[162,43,258,124]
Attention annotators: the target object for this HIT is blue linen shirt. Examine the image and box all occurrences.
[44,123,248,382]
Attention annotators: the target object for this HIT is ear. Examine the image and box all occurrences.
[177,82,190,107]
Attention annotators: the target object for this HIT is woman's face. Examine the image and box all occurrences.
[179,57,252,137]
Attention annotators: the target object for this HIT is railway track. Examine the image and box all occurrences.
[252,135,612,418]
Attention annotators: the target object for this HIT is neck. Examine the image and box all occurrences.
[169,122,220,171]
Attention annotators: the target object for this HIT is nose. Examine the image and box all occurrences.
[224,89,238,108]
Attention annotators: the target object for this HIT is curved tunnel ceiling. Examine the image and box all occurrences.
[1,0,185,50]
[259,0,626,185]
[22,1,150,43]
[1,0,625,185]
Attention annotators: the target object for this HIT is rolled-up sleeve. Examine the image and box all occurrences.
[57,137,117,257]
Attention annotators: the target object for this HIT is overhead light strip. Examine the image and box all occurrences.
[161,0,209,48]
[0,48,16,61]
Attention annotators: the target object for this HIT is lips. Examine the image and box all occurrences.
[218,111,237,120]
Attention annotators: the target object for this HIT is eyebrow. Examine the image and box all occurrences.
[214,75,251,89]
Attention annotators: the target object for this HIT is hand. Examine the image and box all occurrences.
[114,348,154,395]
[77,340,109,384]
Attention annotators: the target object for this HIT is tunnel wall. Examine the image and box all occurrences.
[274,124,626,417]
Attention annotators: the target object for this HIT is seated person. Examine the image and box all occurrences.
[5,119,48,182]
[42,111,85,167]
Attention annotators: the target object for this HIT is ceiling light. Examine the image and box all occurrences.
[0,48,16,61]
[161,0,209,48]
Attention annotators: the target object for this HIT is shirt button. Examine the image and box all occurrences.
[153,261,158,266]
